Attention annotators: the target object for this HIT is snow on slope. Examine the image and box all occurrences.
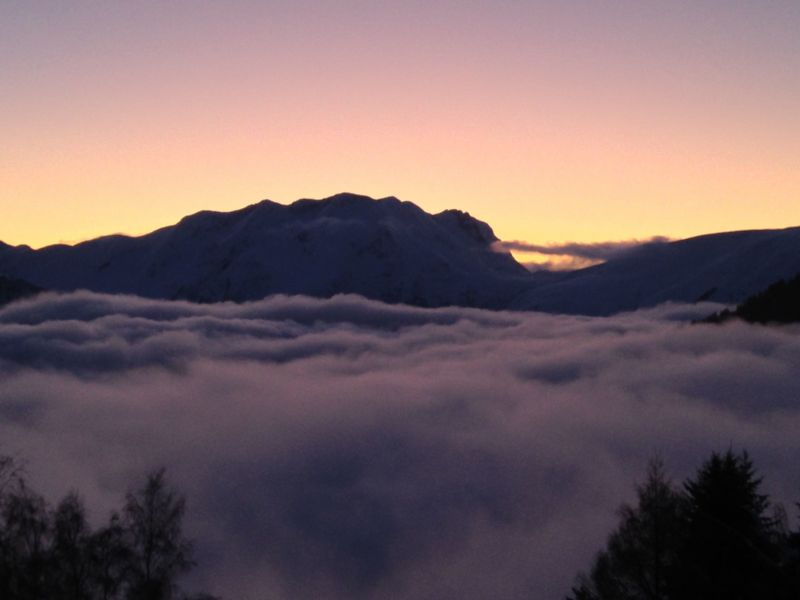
[0,193,532,308]
[510,227,800,315]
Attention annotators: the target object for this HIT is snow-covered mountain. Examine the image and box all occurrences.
[512,227,800,315]
[0,193,532,308]
[2,194,799,314]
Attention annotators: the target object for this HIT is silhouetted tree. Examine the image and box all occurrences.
[123,469,194,600]
[88,512,132,600]
[51,493,91,600]
[0,456,217,600]
[1,480,50,600]
[785,505,800,593]
[676,450,781,599]
[567,458,684,600]
[701,272,800,324]
[0,455,22,597]
[568,451,800,600]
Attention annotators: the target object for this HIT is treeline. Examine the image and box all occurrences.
[568,450,800,599]
[0,456,218,600]
[703,272,800,324]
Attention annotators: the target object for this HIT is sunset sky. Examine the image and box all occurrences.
[2,1,799,250]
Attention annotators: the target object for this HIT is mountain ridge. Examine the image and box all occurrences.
[511,225,800,315]
[0,193,532,308]
[2,193,800,315]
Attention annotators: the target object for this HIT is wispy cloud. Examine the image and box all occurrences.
[0,292,797,599]
[495,237,671,270]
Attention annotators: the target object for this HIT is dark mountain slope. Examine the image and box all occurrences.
[703,272,800,324]
[0,275,42,306]
[0,193,532,308]
[3,194,800,315]
[510,227,800,315]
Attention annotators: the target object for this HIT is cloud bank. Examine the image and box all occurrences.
[496,238,671,270]
[1,292,799,599]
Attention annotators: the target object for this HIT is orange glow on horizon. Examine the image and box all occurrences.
[2,2,799,249]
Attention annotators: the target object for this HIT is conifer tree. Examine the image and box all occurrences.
[676,450,780,599]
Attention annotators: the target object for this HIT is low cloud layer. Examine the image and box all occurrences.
[497,238,671,270]
[1,292,799,599]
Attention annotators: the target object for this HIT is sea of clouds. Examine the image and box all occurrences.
[1,291,799,599]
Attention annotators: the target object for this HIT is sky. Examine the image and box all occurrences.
[2,1,800,249]
[2,291,800,599]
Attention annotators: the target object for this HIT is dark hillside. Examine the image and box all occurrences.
[703,272,800,324]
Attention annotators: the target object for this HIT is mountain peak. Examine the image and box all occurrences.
[324,192,381,202]
[0,193,530,308]
[434,209,498,244]
[4,195,797,314]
